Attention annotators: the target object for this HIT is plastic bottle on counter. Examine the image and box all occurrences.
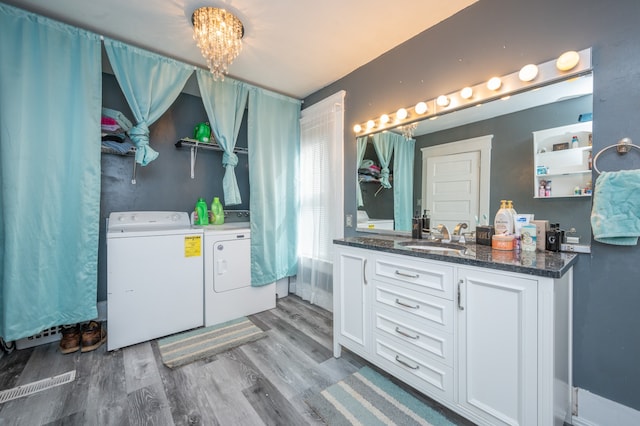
[211,197,225,225]
[195,198,209,225]
[422,209,431,231]
[412,211,423,239]
[494,200,514,235]
[507,200,517,223]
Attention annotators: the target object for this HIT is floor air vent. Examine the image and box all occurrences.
[0,370,76,404]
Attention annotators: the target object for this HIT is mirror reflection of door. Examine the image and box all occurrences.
[425,151,480,233]
[421,135,492,235]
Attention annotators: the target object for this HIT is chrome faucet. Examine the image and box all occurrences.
[452,223,468,243]
[453,223,468,236]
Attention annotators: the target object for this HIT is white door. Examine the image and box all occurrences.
[457,267,538,426]
[421,135,492,234]
[425,151,480,232]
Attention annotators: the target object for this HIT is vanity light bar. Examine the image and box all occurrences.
[353,48,592,135]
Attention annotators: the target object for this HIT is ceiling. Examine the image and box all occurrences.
[4,0,477,99]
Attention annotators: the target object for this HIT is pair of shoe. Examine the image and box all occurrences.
[59,321,107,354]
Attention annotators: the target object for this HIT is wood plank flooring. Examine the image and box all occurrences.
[0,295,474,425]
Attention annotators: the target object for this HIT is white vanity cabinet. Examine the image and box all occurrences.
[457,267,539,425]
[333,244,573,426]
[370,253,456,401]
[333,245,372,359]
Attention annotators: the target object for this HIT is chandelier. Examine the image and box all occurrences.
[192,7,244,81]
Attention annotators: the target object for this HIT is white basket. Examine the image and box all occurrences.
[15,326,64,350]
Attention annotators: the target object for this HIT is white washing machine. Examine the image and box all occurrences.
[198,219,275,327]
[106,211,204,351]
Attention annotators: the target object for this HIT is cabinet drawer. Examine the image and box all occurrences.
[375,307,453,366]
[374,255,453,300]
[374,334,453,401]
[375,281,454,333]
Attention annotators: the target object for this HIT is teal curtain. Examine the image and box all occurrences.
[372,132,395,188]
[196,71,249,205]
[356,136,368,207]
[104,39,194,166]
[0,5,102,341]
[248,88,301,286]
[393,136,415,232]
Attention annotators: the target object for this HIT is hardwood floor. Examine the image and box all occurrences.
[0,295,473,425]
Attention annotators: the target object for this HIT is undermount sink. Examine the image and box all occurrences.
[398,240,467,254]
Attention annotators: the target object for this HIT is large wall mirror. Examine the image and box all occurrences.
[357,72,594,245]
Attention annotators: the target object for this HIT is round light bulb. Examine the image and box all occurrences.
[353,124,362,133]
[396,108,408,120]
[415,102,428,115]
[556,51,580,71]
[518,64,539,82]
[380,114,389,125]
[487,77,502,91]
[436,95,450,107]
[460,87,473,99]
[366,120,375,129]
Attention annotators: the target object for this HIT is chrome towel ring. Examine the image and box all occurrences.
[592,137,640,174]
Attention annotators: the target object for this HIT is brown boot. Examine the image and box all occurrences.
[59,324,81,354]
[80,321,107,352]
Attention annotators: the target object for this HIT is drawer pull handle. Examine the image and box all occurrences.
[395,298,420,310]
[395,327,419,340]
[395,270,419,279]
[395,355,420,370]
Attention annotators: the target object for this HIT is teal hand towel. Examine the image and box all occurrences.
[591,170,640,245]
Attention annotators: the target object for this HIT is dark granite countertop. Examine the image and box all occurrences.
[334,235,578,279]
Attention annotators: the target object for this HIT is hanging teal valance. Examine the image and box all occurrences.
[196,71,249,206]
[104,38,194,166]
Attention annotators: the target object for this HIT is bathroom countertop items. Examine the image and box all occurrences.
[334,235,577,279]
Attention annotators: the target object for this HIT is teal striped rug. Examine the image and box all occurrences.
[157,317,265,368]
[307,366,458,426]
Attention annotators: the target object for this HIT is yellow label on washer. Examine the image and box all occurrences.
[184,235,201,257]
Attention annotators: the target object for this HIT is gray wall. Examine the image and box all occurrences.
[99,73,250,301]
[305,0,640,411]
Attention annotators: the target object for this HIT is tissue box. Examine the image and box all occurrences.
[530,220,549,251]
[476,225,495,246]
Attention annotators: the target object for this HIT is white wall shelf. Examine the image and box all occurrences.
[175,137,248,155]
[533,122,593,198]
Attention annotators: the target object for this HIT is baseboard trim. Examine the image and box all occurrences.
[572,388,640,426]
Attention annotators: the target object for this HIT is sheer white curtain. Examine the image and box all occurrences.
[294,91,345,311]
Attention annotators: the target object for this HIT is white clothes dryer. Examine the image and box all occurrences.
[200,221,275,327]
